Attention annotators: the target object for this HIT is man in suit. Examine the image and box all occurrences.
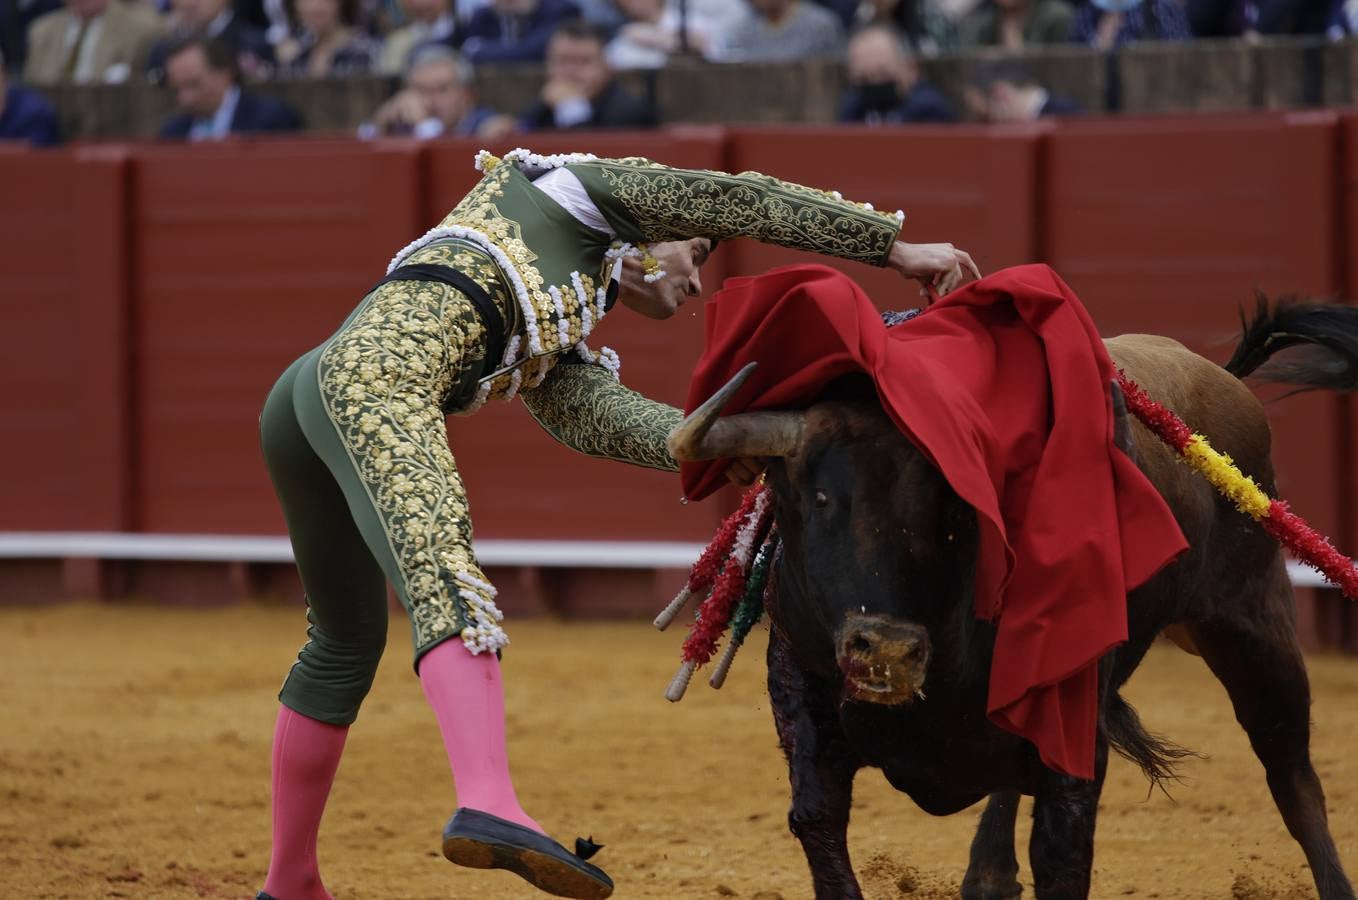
[145,0,273,79]
[159,34,299,140]
[838,25,954,125]
[520,19,655,130]
[24,0,164,84]
[361,45,513,138]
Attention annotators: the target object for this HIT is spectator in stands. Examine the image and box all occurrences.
[24,0,165,84]
[362,44,513,136]
[452,0,580,63]
[1069,0,1190,46]
[609,0,751,62]
[717,0,846,61]
[146,0,274,79]
[839,24,953,123]
[1330,0,1357,35]
[233,0,292,45]
[956,0,1073,48]
[0,52,60,143]
[1188,0,1331,35]
[605,0,719,67]
[160,34,300,138]
[966,59,1080,121]
[380,0,455,72]
[854,0,961,53]
[521,18,654,129]
[275,0,380,75]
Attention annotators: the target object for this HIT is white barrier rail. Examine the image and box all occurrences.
[0,532,1347,589]
[0,532,706,569]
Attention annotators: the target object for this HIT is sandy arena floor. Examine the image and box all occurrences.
[1,602,1355,900]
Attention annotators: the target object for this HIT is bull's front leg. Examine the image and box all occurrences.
[962,790,1023,899]
[1028,741,1109,899]
[768,629,865,900]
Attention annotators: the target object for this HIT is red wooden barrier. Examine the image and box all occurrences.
[721,124,1043,311]
[128,139,423,534]
[1043,113,1344,545]
[1338,113,1358,652]
[422,129,731,541]
[0,147,132,531]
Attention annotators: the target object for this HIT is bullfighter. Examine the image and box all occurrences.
[255,147,979,900]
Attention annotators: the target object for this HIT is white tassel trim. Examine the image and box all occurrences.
[455,570,508,655]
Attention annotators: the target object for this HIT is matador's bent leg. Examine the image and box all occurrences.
[259,352,390,900]
[286,280,556,839]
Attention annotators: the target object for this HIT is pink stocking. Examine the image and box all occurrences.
[419,639,542,834]
[262,706,347,900]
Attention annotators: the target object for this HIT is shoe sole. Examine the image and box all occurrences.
[442,835,613,900]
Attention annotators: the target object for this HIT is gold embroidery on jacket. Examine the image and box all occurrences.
[578,159,901,266]
[316,276,507,653]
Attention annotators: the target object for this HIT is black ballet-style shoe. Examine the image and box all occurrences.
[255,893,278,900]
[441,808,614,899]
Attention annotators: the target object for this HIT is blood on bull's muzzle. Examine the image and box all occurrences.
[836,613,931,705]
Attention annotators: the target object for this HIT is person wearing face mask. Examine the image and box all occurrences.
[838,24,954,125]
[253,147,979,900]
[1068,0,1190,47]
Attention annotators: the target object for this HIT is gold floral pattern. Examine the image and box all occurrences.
[572,158,904,266]
[316,274,509,655]
[521,360,682,472]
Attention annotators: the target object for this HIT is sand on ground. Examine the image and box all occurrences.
[1,603,1355,899]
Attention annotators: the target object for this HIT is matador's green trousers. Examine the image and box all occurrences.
[259,268,505,726]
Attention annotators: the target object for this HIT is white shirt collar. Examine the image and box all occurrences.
[190,84,241,141]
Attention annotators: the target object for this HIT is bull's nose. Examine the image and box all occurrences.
[836,614,930,667]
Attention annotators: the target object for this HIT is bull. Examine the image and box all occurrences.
[668,299,1358,900]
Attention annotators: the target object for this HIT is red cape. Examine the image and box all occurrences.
[681,263,1188,779]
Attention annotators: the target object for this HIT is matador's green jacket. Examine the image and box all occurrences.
[390,149,906,472]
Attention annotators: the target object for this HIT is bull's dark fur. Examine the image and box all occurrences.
[759,300,1358,900]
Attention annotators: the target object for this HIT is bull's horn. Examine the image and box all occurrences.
[667,362,805,461]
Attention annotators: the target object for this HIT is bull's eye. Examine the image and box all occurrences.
[814,490,829,508]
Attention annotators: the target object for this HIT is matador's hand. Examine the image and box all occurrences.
[725,457,766,486]
[887,241,981,299]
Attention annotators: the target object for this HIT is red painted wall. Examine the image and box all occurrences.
[0,146,131,531]
[1043,112,1344,540]
[128,140,423,534]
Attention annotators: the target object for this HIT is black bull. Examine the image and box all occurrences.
[668,302,1358,900]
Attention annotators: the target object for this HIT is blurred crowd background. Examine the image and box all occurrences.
[0,0,1354,145]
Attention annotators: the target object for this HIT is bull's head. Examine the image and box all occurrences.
[670,364,980,707]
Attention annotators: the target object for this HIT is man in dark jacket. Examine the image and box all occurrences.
[967,60,1082,122]
[0,57,60,144]
[838,25,954,125]
[452,0,581,63]
[159,35,299,140]
[520,19,655,130]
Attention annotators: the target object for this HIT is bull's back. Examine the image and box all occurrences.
[1104,334,1273,488]
[1103,334,1279,603]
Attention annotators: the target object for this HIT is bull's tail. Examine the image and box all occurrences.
[1224,296,1358,393]
[1102,693,1199,793]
